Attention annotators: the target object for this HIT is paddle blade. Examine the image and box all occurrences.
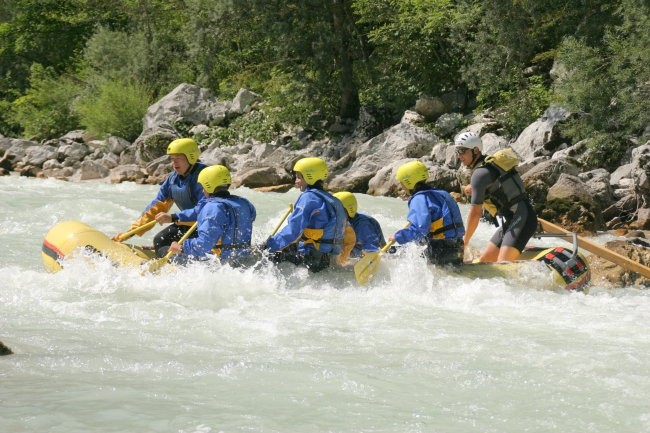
[143,221,198,274]
[145,256,169,274]
[354,252,381,285]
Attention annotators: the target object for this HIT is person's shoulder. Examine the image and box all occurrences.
[471,165,493,181]
[231,194,256,207]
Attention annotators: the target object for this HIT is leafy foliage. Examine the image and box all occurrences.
[10,64,81,139]
[552,0,650,167]
[75,79,152,141]
[0,0,647,150]
[495,75,551,136]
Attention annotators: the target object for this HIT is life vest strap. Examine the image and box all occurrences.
[430,221,464,236]
[213,242,251,250]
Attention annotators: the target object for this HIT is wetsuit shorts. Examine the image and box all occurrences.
[490,199,537,252]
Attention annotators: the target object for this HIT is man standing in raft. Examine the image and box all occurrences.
[264,157,348,273]
[454,131,537,262]
[389,160,465,266]
[113,138,207,257]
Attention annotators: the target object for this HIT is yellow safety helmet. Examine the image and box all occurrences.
[395,160,429,190]
[333,191,357,218]
[292,157,328,185]
[167,138,200,165]
[198,165,231,193]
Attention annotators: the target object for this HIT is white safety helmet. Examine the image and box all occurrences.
[454,132,482,152]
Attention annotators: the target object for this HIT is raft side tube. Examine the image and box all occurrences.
[42,221,152,272]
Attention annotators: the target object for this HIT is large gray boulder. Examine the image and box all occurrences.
[547,173,595,207]
[328,119,438,194]
[522,157,580,207]
[512,106,571,161]
[141,83,230,135]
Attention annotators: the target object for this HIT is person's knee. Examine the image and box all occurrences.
[497,246,521,261]
[479,242,500,262]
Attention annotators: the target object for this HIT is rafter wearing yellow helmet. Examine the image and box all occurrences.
[161,164,256,263]
[264,157,347,273]
[112,137,207,257]
[390,160,465,266]
[333,191,386,263]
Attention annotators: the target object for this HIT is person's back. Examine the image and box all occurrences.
[265,157,346,272]
[349,212,386,257]
[390,161,465,266]
[203,194,256,260]
[332,191,385,262]
[164,165,257,264]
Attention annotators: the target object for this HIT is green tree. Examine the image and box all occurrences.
[75,78,152,141]
[10,64,82,139]
[354,0,457,122]
[553,0,649,168]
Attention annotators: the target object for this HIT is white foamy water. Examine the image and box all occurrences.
[1,175,648,433]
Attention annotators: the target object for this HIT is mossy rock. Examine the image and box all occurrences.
[136,133,177,163]
[542,199,602,232]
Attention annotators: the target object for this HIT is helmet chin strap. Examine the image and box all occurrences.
[468,149,482,169]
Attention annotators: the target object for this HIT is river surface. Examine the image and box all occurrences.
[1,175,648,433]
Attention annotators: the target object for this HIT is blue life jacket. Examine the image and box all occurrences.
[169,162,207,210]
[408,189,465,240]
[302,188,347,255]
[350,212,386,256]
[210,195,256,260]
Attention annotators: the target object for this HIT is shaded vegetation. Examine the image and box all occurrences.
[0,0,647,170]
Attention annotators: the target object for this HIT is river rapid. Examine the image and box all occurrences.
[0,175,648,433]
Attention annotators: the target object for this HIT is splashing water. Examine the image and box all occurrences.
[1,176,648,433]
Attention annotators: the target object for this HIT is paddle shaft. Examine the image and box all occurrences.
[147,222,198,273]
[538,218,650,279]
[116,220,157,242]
[271,204,293,237]
[164,222,198,260]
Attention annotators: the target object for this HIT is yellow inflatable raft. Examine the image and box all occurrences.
[42,221,591,291]
[42,221,155,272]
[455,246,591,292]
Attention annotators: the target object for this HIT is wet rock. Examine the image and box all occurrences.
[589,239,650,288]
[0,340,12,356]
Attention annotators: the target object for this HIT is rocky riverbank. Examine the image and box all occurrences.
[1,83,648,287]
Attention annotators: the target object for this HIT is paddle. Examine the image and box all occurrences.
[538,217,650,279]
[354,223,409,286]
[115,220,157,242]
[271,204,293,237]
[145,222,198,273]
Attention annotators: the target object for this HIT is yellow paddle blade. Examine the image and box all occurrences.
[354,251,381,285]
[146,255,169,274]
[354,224,407,285]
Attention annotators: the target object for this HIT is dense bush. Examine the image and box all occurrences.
[552,0,649,168]
[75,79,152,141]
[0,0,647,150]
[496,75,551,136]
[10,64,81,139]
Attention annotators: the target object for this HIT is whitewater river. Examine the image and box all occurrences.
[1,175,648,433]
